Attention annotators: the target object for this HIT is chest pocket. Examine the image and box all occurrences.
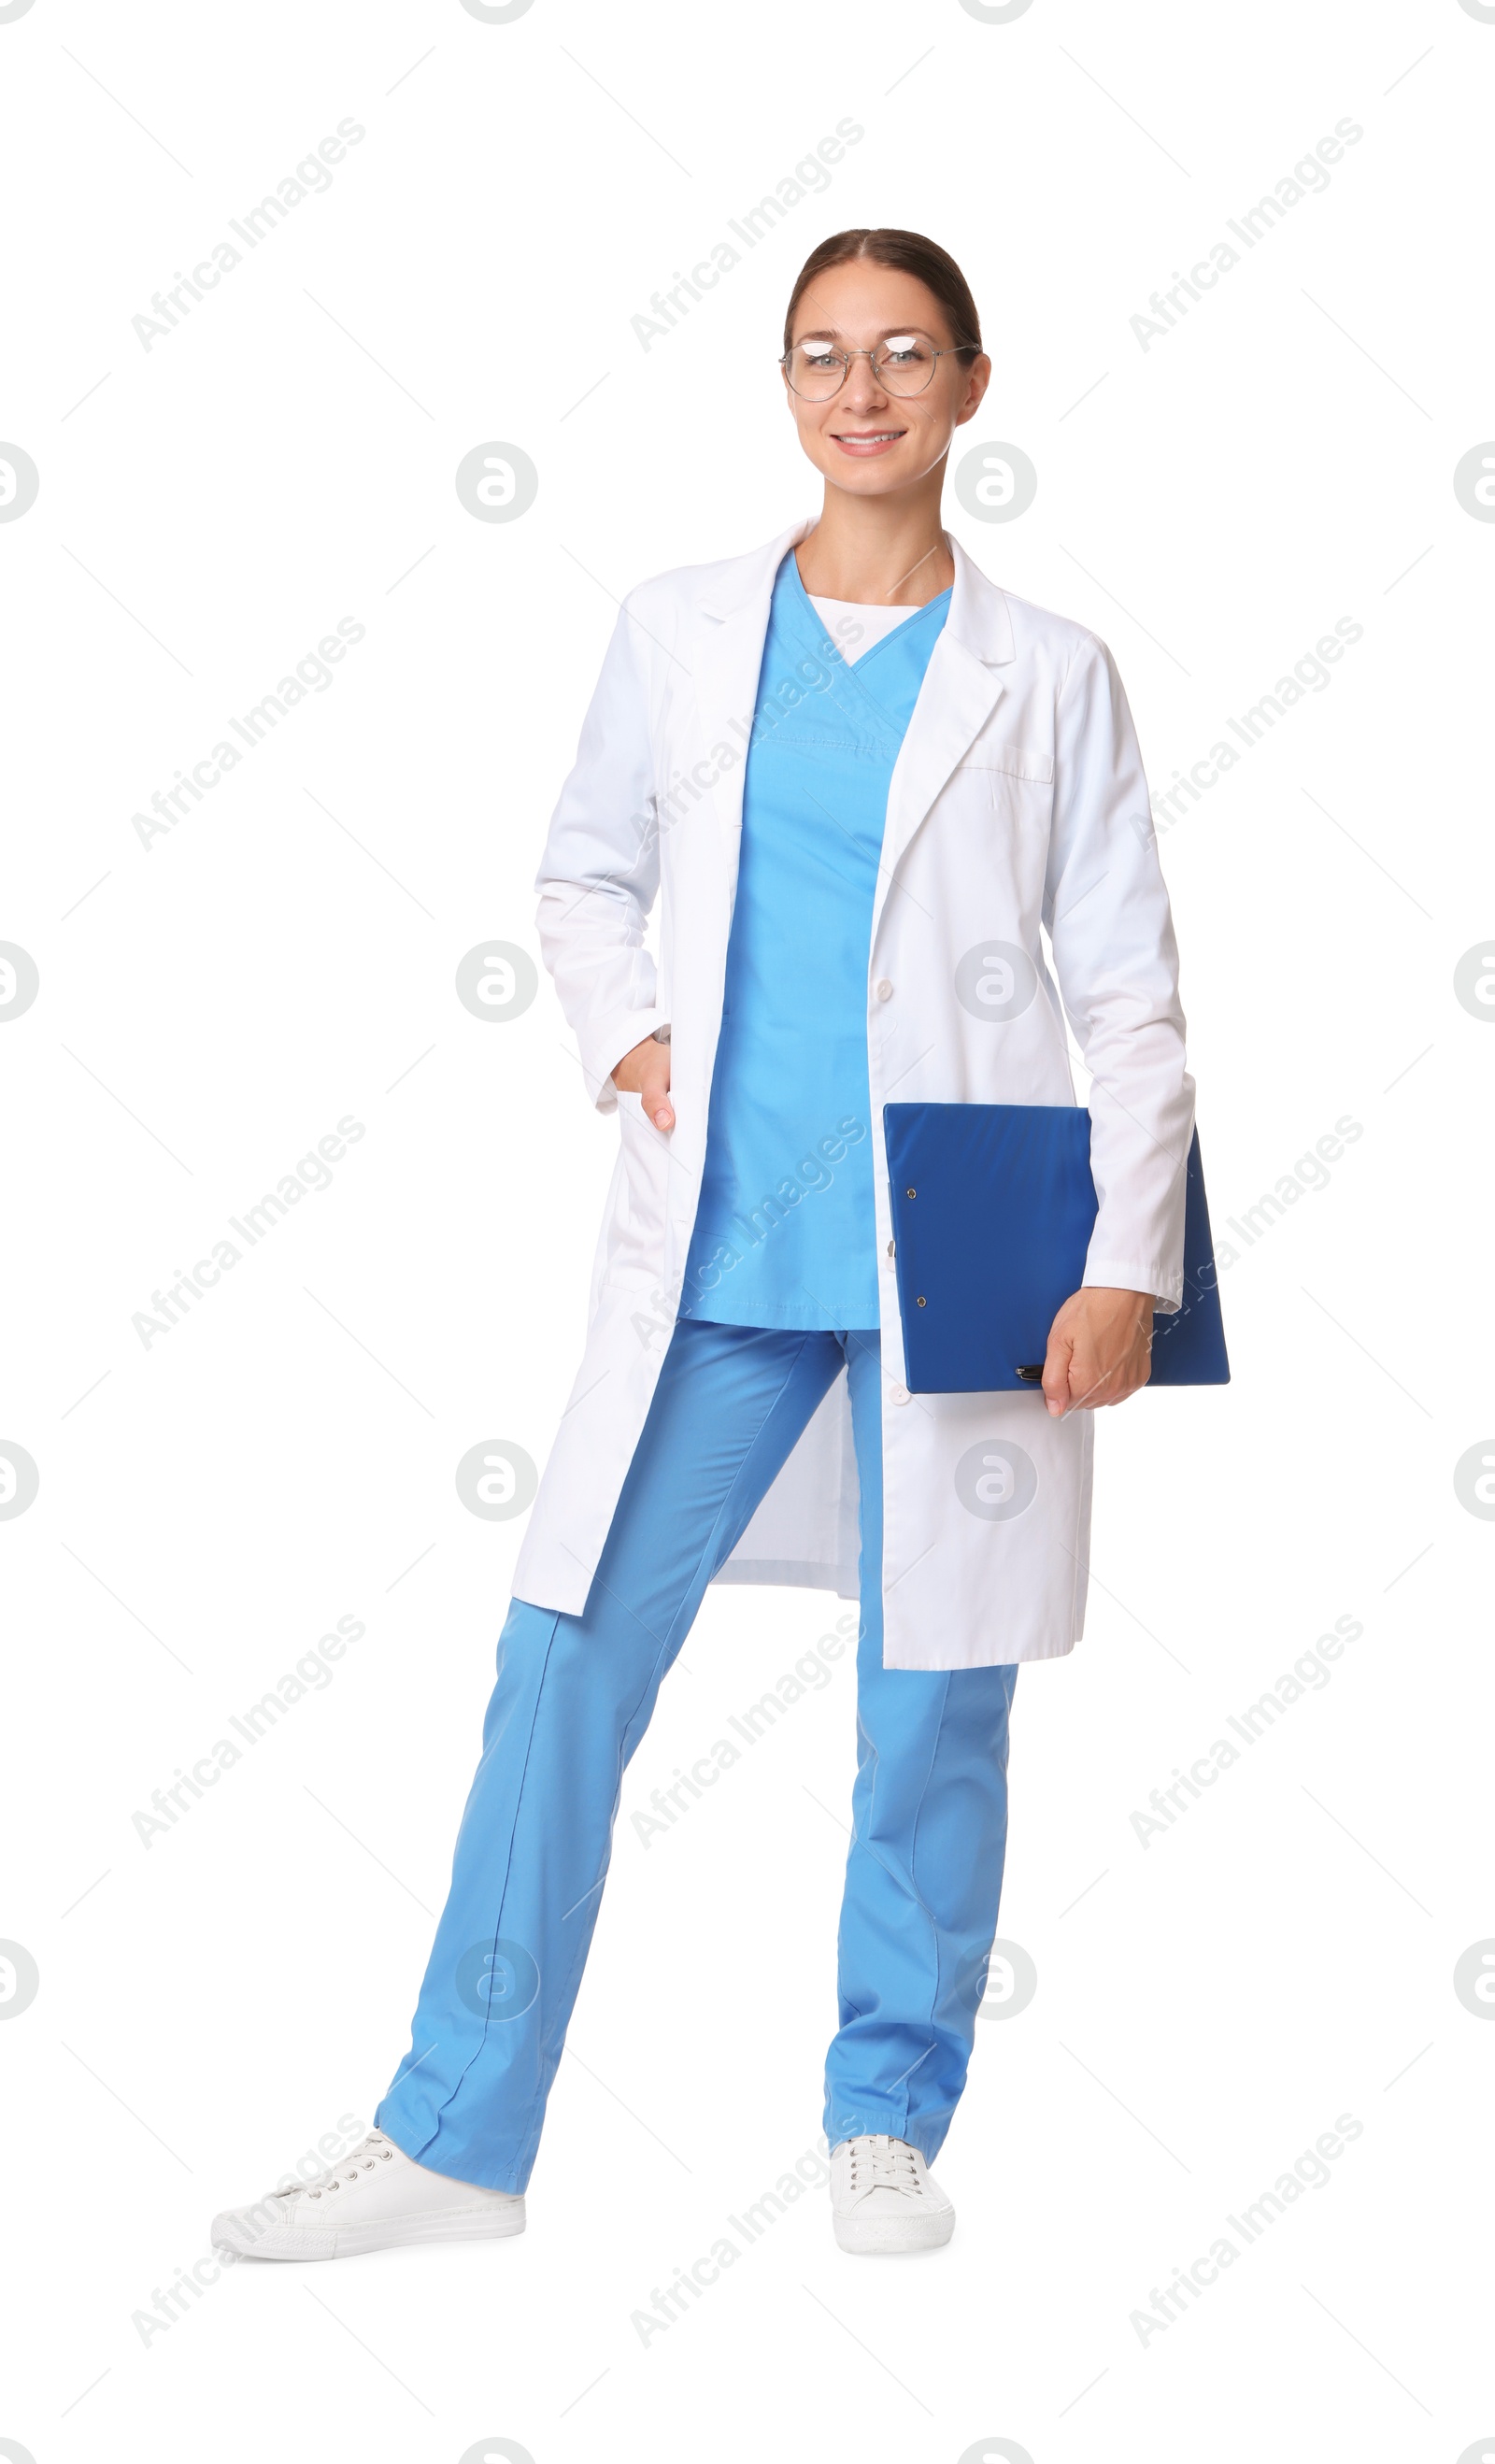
[955,742,1054,787]
[950,740,1054,828]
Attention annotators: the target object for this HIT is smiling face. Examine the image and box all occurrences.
[782,259,990,500]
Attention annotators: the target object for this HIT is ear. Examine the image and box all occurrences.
[954,354,993,428]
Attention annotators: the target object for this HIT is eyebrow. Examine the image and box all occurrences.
[792,325,939,344]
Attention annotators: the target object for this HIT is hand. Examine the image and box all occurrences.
[611,1033,675,1132]
[1041,1287,1154,1417]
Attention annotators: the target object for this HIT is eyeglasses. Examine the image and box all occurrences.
[780,335,973,401]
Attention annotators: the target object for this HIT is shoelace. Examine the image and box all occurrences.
[284,2129,397,2201]
[846,2134,921,2195]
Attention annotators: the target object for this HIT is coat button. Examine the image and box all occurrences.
[889,1383,910,1405]
[875,978,894,1001]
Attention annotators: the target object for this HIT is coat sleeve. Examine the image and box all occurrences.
[534,603,668,1113]
[1043,633,1196,1311]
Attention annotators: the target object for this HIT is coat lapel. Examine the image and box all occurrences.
[684,523,1015,934]
[869,534,1015,944]
[690,520,810,893]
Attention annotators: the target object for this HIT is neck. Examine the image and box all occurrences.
[793,475,952,606]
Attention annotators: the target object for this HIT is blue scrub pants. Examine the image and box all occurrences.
[377,1318,1018,2192]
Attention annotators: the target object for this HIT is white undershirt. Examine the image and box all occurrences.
[807,595,918,663]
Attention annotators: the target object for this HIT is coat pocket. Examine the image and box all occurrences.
[955,742,1054,786]
[609,1089,672,1285]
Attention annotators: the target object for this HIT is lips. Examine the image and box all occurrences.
[830,429,907,455]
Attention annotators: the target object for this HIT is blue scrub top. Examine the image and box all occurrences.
[679,553,951,1331]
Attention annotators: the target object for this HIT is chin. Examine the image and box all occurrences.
[822,457,916,492]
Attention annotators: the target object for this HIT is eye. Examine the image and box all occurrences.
[881,335,927,363]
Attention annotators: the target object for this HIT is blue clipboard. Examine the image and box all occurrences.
[884,1103,1230,1394]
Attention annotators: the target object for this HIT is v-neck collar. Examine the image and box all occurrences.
[782,549,951,677]
[772,552,950,744]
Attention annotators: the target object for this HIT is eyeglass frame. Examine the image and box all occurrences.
[778,335,979,399]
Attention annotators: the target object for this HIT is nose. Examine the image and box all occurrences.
[839,352,890,413]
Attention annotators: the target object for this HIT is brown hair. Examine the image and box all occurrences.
[782,229,982,360]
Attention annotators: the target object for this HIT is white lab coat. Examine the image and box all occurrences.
[511,520,1195,1669]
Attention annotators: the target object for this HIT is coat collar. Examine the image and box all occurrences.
[696,520,1015,665]
[690,521,1015,938]
[946,530,1016,666]
[696,519,810,621]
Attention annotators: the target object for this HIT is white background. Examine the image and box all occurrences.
[2,0,1492,2458]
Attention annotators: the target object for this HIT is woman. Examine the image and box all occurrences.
[212,229,1193,2262]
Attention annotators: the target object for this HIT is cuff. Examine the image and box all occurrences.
[1082,1260,1184,1316]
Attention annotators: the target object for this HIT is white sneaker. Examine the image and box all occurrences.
[830,2134,955,2255]
[210,2129,525,2261]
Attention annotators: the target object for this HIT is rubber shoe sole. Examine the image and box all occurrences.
[210,2199,526,2262]
[833,2202,954,2256]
